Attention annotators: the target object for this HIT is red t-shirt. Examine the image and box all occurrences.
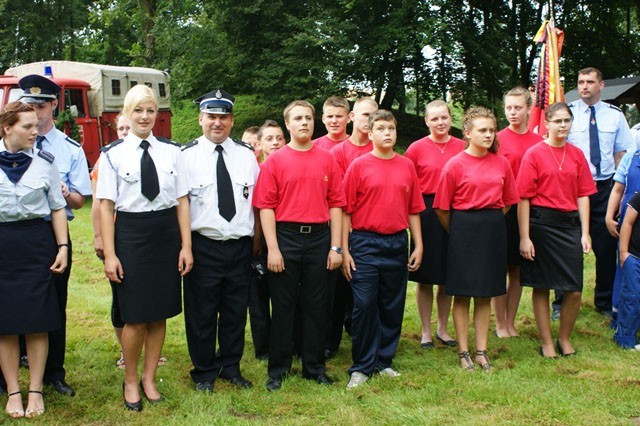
[330,139,373,177]
[517,141,597,212]
[313,134,350,151]
[497,127,543,179]
[344,153,425,234]
[434,151,520,211]
[404,136,465,195]
[253,145,346,222]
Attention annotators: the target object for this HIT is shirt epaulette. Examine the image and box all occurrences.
[233,138,255,151]
[606,103,623,113]
[100,139,124,153]
[181,140,199,151]
[568,101,579,108]
[156,136,181,147]
[64,135,81,147]
[37,150,55,164]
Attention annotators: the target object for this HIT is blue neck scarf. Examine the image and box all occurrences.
[0,151,32,183]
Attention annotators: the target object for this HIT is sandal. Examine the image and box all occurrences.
[475,350,492,372]
[157,355,167,366]
[116,351,125,369]
[25,390,44,418]
[5,391,24,418]
[458,351,475,371]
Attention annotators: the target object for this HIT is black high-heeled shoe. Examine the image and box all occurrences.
[556,340,577,357]
[140,381,164,404]
[122,383,142,412]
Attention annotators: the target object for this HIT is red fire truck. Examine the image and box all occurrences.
[0,61,171,168]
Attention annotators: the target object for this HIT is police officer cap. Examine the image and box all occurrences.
[18,74,61,104]
[194,89,234,115]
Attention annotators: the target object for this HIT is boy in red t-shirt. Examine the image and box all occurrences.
[342,110,425,389]
[253,100,345,391]
[313,96,351,151]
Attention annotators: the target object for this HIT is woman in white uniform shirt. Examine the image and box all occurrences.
[96,85,192,411]
[0,102,68,418]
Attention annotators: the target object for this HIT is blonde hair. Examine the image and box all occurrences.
[353,97,378,109]
[503,86,532,108]
[122,85,157,119]
[283,100,315,121]
[462,106,499,154]
[424,99,451,119]
[323,96,350,113]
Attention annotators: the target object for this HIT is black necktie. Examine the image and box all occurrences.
[589,105,601,174]
[140,140,160,201]
[36,135,46,150]
[215,144,235,221]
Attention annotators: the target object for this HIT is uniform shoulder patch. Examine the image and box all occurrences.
[156,136,181,147]
[567,100,578,108]
[37,149,55,164]
[181,139,199,151]
[64,136,81,147]
[100,139,124,153]
[233,138,255,151]
[606,102,622,112]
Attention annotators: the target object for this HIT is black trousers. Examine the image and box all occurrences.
[326,270,352,352]
[184,233,252,383]
[268,226,330,380]
[44,233,71,383]
[554,178,616,311]
[248,257,270,358]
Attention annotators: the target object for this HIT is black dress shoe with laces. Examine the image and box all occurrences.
[48,380,75,397]
[195,381,214,393]
[222,375,253,389]
[266,378,282,392]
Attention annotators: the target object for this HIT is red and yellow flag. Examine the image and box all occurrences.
[529,20,565,135]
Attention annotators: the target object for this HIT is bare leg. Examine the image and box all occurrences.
[114,327,123,345]
[25,333,47,416]
[140,320,165,400]
[473,298,491,352]
[532,288,556,357]
[452,296,473,368]
[492,294,508,338]
[505,265,522,336]
[122,322,146,403]
[558,291,581,355]
[0,335,23,417]
[435,285,454,341]
[416,283,434,344]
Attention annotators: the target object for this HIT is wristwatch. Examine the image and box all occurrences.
[330,246,343,254]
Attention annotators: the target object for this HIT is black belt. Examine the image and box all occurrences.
[530,206,580,227]
[278,221,329,234]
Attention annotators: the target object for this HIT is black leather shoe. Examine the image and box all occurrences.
[195,381,214,393]
[140,381,164,403]
[123,383,142,412]
[302,373,334,386]
[266,378,282,392]
[436,334,458,347]
[48,380,75,397]
[222,375,253,389]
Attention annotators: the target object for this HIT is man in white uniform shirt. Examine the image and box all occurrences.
[181,89,260,393]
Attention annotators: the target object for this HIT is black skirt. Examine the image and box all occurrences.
[505,206,524,266]
[114,208,182,323]
[446,209,507,298]
[520,207,583,292]
[409,194,448,284]
[0,219,61,335]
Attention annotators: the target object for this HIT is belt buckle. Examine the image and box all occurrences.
[300,225,312,234]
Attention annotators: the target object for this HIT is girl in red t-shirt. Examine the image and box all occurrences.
[517,102,595,358]
[434,107,519,371]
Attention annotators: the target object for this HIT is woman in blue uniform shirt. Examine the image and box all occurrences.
[96,85,193,411]
[0,102,68,418]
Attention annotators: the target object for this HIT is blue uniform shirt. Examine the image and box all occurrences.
[568,100,635,181]
[38,126,92,219]
[0,143,67,222]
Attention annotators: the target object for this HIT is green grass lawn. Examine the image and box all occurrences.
[24,201,640,425]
